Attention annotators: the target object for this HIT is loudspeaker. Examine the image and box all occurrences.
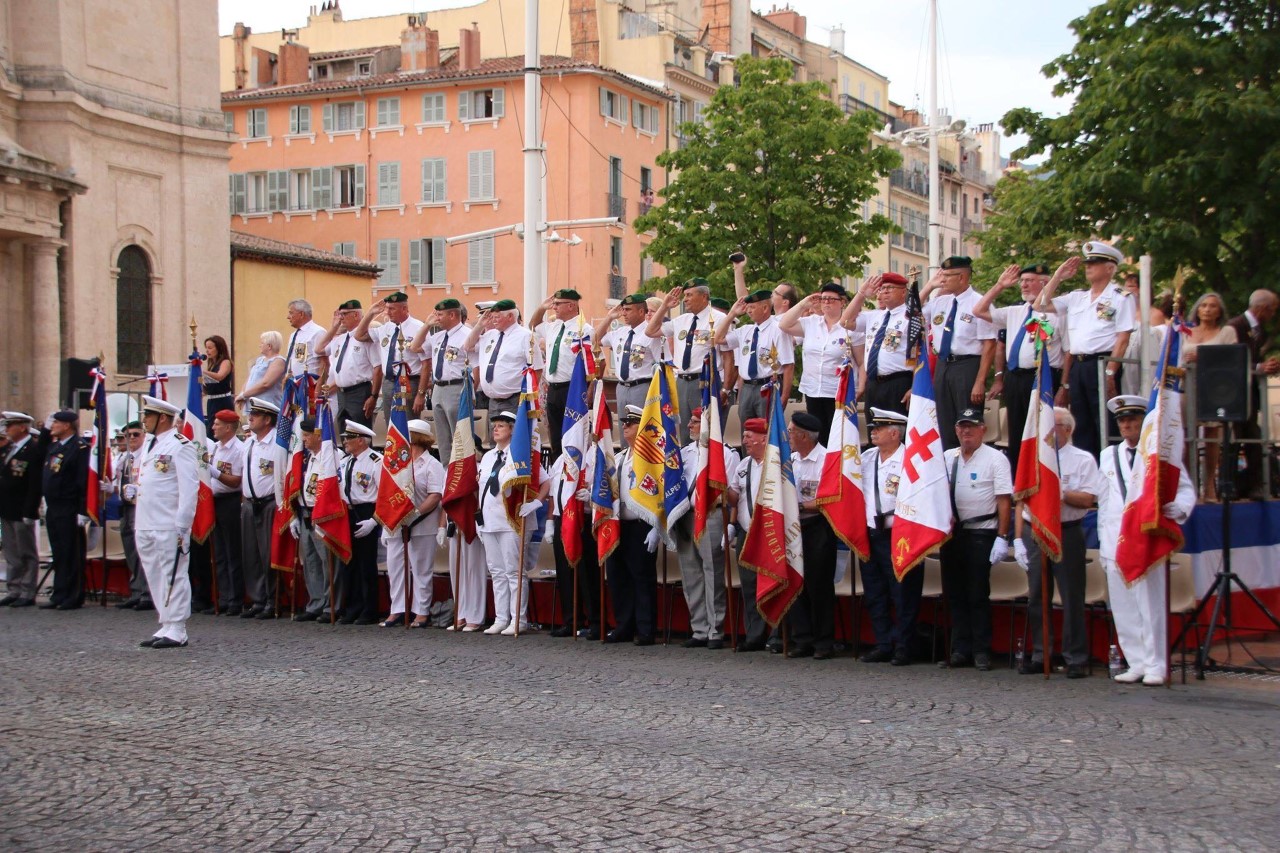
[1195,344,1250,422]
[61,356,100,411]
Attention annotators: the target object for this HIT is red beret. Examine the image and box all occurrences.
[743,417,768,434]
[880,272,909,286]
[214,410,240,424]
[690,407,703,419]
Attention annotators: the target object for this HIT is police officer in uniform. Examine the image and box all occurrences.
[842,273,914,417]
[0,411,42,607]
[921,257,997,451]
[134,396,199,648]
[318,299,379,431]
[337,421,382,624]
[39,410,89,609]
[240,397,280,619]
[594,294,663,417]
[112,421,153,610]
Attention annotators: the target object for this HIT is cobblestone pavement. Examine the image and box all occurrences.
[0,607,1276,851]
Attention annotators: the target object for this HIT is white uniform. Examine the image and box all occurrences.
[856,306,911,378]
[796,316,863,399]
[727,315,794,381]
[925,287,996,357]
[944,444,1013,531]
[476,445,546,629]
[601,322,663,382]
[990,302,1064,370]
[372,317,428,379]
[1051,284,1137,356]
[285,320,328,379]
[382,453,446,618]
[474,325,542,400]
[860,445,904,529]
[209,436,245,497]
[135,427,199,643]
[325,330,379,388]
[539,316,591,383]
[425,324,473,383]
[668,307,728,376]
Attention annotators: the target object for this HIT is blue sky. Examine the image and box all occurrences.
[219,0,1099,156]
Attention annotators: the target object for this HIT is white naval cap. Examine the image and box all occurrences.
[621,404,644,423]
[1107,395,1148,417]
[141,394,183,417]
[869,407,908,425]
[406,418,433,436]
[474,300,497,312]
[1,410,34,424]
[490,410,517,423]
[343,421,376,439]
[1082,241,1124,264]
[247,397,280,416]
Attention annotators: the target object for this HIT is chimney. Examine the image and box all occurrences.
[458,24,480,72]
[401,20,440,72]
[569,0,600,64]
[700,0,731,54]
[829,25,845,55]
[277,41,311,87]
[232,22,250,90]
[763,7,806,40]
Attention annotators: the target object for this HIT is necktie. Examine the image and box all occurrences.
[485,331,504,383]
[488,450,505,496]
[681,315,697,371]
[344,458,355,503]
[620,329,635,381]
[1127,446,1136,467]
[335,333,351,376]
[867,315,889,378]
[286,329,300,371]
[748,327,760,380]
[122,454,133,501]
[939,300,958,361]
[550,323,566,375]
[1008,304,1034,369]
[245,440,257,499]
[435,331,447,381]
[385,325,401,376]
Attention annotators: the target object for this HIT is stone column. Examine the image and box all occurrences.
[28,239,64,418]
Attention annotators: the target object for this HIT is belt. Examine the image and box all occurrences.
[339,380,372,391]
[742,377,773,386]
[247,496,273,509]
[433,378,463,387]
[1009,366,1037,375]
[676,372,702,380]
[1062,519,1083,529]
[547,380,571,388]
[942,354,979,363]
[1074,351,1112,361]
[206,392,233,399]
[617,378,651,387]
[873,370,912,380]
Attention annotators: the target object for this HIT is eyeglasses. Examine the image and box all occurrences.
[816,296,844,303]
[877,283,905,290]
[126,431,144,438]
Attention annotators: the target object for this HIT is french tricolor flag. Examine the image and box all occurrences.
[312,406,352,563]
[888,357,951,581]
[1013,343,1062,562]
[815,362,870,561]
[180,351,215,544]
[85,367,112,525]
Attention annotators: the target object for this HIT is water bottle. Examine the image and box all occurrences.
[1108,644,1123,678]
[1015,637,1025,663]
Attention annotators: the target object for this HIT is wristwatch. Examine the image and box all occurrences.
[1105,368,1116,377]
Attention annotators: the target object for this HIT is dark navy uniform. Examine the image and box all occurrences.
[0,423,44,604]
[41,429,90,608]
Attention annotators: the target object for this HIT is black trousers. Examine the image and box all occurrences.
[789,517,836,653]
[552,513,601,631]
[861,527,924,653]
[545,381,568,460]
[337,381,373,433]
[865,371,913,418]
[934,355,982,451]
[734,528,771,646]
[941,528,997,657]
[1025,522,1088,665]
[606,519,657,639]
[341,503,379,620]
[46,508,84,607]
[188,538,214,610]
[1069,356,1118,458]
[1236,383,1264,497]
[1003,366,1063,477]
[804,396,837,446]
[212,493,244,607]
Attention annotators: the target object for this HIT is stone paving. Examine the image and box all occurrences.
[0,607,1276,851]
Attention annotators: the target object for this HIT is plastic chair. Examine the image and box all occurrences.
[922,555,947,662]
[988,558,1029,666]
[656,545,683,644]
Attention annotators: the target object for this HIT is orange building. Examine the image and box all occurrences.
[222,23,668,322]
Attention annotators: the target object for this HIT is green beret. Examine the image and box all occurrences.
[941,256,972,271]
[491,298,517,312]
[383,291,410,304]
[553,289,582,301]
[619,293,648,307]
[338,299,362,310]
[1019,263,1050,276]
[743,289,772,304]
[123,420,142,431]
[685,277,710,290]
[435,298,461,311]
[709,297,733,311]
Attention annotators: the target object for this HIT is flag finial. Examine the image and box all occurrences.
[189,314,198,351]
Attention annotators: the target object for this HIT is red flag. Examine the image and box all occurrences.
[313,406,352,563]
[815,365,870,560]
[442,371,479,543]
[269,503,299,572]
[1012,343,1062,562]
[589,382,621,563]
[375,369,418,531]
[693,350,728,542]
[85,367,112,525]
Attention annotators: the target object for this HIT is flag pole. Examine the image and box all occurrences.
[721,498,736,651]
[1164,556,1172,688]
[401,527,411,629]
[208,535,219,616]
[1041,552,1051,679]
[97,351,111,605]
[326,550,336,625]
[515,512,526,637]
[291,543,300,619]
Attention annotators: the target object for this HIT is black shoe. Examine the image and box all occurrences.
[890,650,911,666]
[240,606,261,619]
[975,653,992,671]
[706,639,725,650]
[860,648,894,663]
[338,615,357,625]
[682,636,708,648]
[354,616,379,625]
[580,628,601,641]
[379,614,407,628]
[0,595,16,607]
[813,648,834,661]
[55,603,81,610]
[198,607,216,616]
[1017,656,1042,675]
[943,652,972,669]
[114,597,139,610]
[1065,664,1088,679]
[150,637,188,649]
[633,636,655,647]
[316,613,334,623]
[293,611,319,622]
[765,640,783,655]
[739,641,766,652]
[139,637,158,648]
[603,630,632,644]
[9,598,34,608]
[550,625,573,638]
[222,606,242,617]
[255,609,276,620]
[134,601,154,612]
[38,602,60,609]
[786,645,814,659]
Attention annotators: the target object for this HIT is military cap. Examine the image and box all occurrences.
[1082,241,1124,264]
[141,395,182,417]
[869,407,907,426]
[299,417,317,433]
[213,410,239,425]
[383,291,410,304]
[684,277,710,291]
[490,410,517,423]
[491,299,518,312]
[553,289,582,301]
[247,397,280,416]
[338,299,362,310]
[743,289,772,304]
[955,407,985,426]
[475,300,498,312]
[941,256,973,271]
[51,410,79,424]
[879,272,909,286]
[619,293,648,307]
[435,298,461,311]
[1019,263,1051,276]
[819,282,848,298]
[790,411,822,433]
[343,422,376,439]
[1107,395,1148,418]
[710,297,733,311]
[621,404,645,424]
[742,417,768,434]
[1,411,33,425]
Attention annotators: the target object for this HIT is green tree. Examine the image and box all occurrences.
[635,55,899,297]
[1001,0,1280,299]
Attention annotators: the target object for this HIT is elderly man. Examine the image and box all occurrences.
[288,417,327,622]
[208,410,245,615]
[1099,396,1195,686]
[466,299,542,415]
[594,294,663,416]
[239,397,280,620]
[318,299,379,431]
[336,421,382,624]
[1226,288,1280,498]
[532,289,591,458]
[546,439,603,640]
[842,273,914,417]
[941,407,1013,671]
[39,410,89,610]
[111,421,151,611]
[647,280,729,445]
[1035,243,1136,457]
[607,405,662,646]
[786,410,838,659]
[133,396,199,648]
[727,416,772,651]
[412,297,473,454]
[356,291,427,421]
[0,411,43,607]
[714,290,794,424]
[1015,407,1102,679]
[283,299,329,414]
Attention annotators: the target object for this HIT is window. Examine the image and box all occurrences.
[599,87,629,123]
[858,82,866,102]
[357,60,372,76]
[223,112,235,133]
[421,157,446,203]
[421,93,446,123]
[467,150,494,200]
[409,238,447,285]
[315,64,330,79]
[377,239,400,284]
[246,172,268,212]
[873,91,882,109]
[891,259,899,273]
[376,161,400,205]
[322,101,366,133]
[458,88,504,121]
[951,237,958,255]
[467,237,495,283]
[289,169,311,210]
[632,101,659,135]
[973,197,979,215]
[608,157,623,197]
[375,97,400,127]
[289,105,311,134]
[115,246,152,376]
[310,167,332,209]
[229,174,245,214]
[333,241,356,257]
[950,186,958,215]
[266,170,288,211]
[334,164,365,208]
[842,75,850,96]
[639,167,652,194]
[247,108,268,138]
[610,237,623,272]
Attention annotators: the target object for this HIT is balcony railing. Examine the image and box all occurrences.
[607,193,627,219]
[839,94,910,134]
[608,273,627,299]
[889,168,929,198]
[961,217,985,235]
[637,198,655,217]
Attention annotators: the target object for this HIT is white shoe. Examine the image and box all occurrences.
[1142,672,1166,686]
[462,624,482,633]
[445,624,458,632]
[483,621,509,635]
[1113,669,1145,683]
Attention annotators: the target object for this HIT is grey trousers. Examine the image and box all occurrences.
[674,375,702,446]
[1,518,38,599]
[738,381,770,423]
[675,511,728,640]
[119,504,150,602]
[734,526,769,645]
[614,381,648,417]
[240,499,276,609]
[298,519,329,614]
[431,381,463,455]
[486,392,519,418]
[380,374,423,425]
[337,381,373,432]
[1024,522,1088,665]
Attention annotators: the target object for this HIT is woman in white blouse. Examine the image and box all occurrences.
[779,283,863,445]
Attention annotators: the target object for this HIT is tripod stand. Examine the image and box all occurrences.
[1175,421,1280,679]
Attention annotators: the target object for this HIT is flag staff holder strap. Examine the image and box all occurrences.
[1173,420,1280,680]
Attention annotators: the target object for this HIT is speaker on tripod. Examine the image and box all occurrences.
[60,356,100,411]
[1194,344,1249,423]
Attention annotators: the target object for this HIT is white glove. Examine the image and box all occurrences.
[77,514,90,527]
[354,519,378,538]
[177,532,187,550]
[1013,538,1029,571]
[989,537,1009,565]
[436,526,447,547]
[289,519,300,539]
[644,528,660,553]
[726,523,737,543]
[544,519,555,543]
[122,484,138,502]
[1161,502,1185,522]
[519,499,543,518]
[575,488,590,503]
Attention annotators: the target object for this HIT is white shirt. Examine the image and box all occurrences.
[425,323,473,383]
[474,325,542,398]
[1051,283,1137,355]
[341,447,382,506]
[944,444,1012,531]
[372,316,427,378]
[549,452,598,517]
[324,330,378,388]
[1097,441,1140,559]
[382,453,446,538]
[602,323,663,382]
[1057,443,1102,524]
[861,445,904,528]
[856,305,912,377]
[990,302,1064,370]
[680,440,741,497]
[728,315,794,380]
[669,307,727,376]
[285,320,328,378]
[791,442,826,514]
[731,455,765,528]
[134,427,198,532]
[925,287,996,357]
[240,432,277,500]
[209,436,245,497]
[797,316,861,398]
[476,444,546,532]
[299,450,320,510]
[539,316,592,383]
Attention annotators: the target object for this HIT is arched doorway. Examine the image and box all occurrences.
[116,245,152,375]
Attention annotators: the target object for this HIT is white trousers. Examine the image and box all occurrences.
[384,528,438,617]
[137,529,191,643]
[479,528,530,627]
[1103,557,1168,678]
[449,535,488,626]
